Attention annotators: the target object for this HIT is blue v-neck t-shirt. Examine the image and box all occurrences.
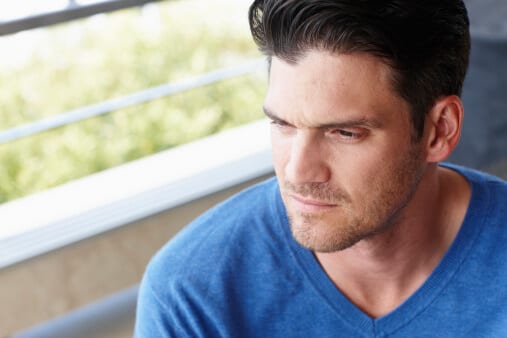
[135,164,507,337]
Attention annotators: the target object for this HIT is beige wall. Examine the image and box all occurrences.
[0,175,272,337]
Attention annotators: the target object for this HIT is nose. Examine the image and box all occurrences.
[285,132,330,184]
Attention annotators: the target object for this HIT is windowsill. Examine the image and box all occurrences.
[0,119,273,269]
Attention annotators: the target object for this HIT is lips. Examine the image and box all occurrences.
[289,194,337,213]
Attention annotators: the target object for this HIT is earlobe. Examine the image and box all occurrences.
[424,96,463,163]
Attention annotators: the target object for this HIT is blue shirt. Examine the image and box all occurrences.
[134,164,507,337]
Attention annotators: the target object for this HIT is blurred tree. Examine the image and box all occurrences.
[0,0,266,203]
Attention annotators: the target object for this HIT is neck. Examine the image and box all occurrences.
[314,165,470,318]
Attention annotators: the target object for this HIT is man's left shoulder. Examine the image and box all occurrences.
[442,162,507,194]
[441,163,507,230]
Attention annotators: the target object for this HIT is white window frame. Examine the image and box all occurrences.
[0,119,273,269]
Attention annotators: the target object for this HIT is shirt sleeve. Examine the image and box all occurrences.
[134,273,186,338]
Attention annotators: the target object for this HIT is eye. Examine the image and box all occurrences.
[336,130,357,138]
[327,128,366,142]
[269,119,286,127]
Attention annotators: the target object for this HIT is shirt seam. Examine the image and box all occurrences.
[381,175,493,336]
[271,180,374,336]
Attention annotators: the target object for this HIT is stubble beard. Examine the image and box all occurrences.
[284,145,425,253]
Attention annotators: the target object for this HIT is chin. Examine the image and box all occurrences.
[288,213,367,253]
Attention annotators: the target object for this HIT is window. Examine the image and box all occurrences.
[0,0,266,204]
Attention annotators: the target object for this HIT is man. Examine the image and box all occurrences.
[135,1,507,337]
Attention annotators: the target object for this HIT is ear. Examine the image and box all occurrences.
[423,95,464,163]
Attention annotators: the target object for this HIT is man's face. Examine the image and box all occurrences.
[264,50,426,253]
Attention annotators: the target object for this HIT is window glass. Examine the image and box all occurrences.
[0,0,265,203]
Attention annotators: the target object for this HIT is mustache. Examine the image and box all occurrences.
[283,181,350,204]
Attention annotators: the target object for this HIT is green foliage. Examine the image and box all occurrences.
[0,0,266,203]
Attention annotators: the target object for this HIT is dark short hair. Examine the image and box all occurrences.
[249,0,471,140]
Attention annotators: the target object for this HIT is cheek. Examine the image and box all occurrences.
[348,145,422,204]
[330,144,392,199]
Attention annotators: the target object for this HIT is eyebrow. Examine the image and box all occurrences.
[263,106,383,129]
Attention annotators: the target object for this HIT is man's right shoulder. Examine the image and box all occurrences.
[135,177,300,337]
[143,176,283,286]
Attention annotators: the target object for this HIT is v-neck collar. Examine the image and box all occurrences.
[274,163,491,336]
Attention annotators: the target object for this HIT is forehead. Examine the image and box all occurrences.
[265,50,409,126]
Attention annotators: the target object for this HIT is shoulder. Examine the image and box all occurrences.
[135,177,289,336]
[442,162,507,202]
[143,176,283,290]
[443,163,507,236]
